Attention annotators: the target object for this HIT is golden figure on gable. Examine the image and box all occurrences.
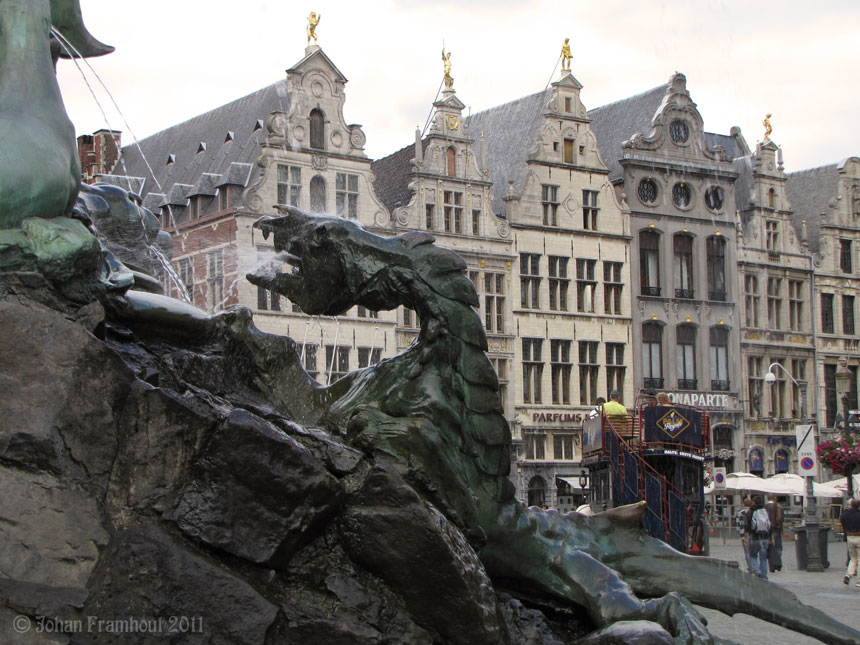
[763,113,772,141]
[307,12,321,45]
[442,47,454,89]
[561,37,572,71]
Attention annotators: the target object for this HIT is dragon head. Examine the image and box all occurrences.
[248,206,443,316]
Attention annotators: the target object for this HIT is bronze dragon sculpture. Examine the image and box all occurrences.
[248,206,860,645]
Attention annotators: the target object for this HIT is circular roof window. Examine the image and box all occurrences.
[638,178,658,205]
[670,119,689,144]
[672,182,691,208]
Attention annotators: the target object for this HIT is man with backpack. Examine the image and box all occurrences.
[745,495,772,579]
[766,495,785,572]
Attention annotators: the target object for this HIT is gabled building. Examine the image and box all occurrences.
[465,70,633,508]
[589,73,747,479]
[787,157,860,439]
[107,43,397,383]
[735,137,816,477]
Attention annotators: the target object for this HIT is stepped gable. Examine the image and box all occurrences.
[786,163,839,253]
[586,84,666,183]
[465,88,551,215]
[372,140,424,214]
[112,82,288,201]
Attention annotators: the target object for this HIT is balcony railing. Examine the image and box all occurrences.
[678,379,698,390]
[675,288,695,299]
[641,286,661,297]
[711,379,730,391]
[709,290,726,301]
[643,377,664,389]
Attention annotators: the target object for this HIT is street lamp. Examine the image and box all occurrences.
[765,363,823,571]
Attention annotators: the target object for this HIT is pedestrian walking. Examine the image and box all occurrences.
[840,498,860,585]
[745,495,772,580]
[766,495,785,572]
[736,497,752,573]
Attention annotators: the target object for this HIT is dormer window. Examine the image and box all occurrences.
[310,109,325,150]
[564,97,572,113]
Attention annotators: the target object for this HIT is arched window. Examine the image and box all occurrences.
[707,236,726,301]
[673,233,694,298]
[310,108,325,150]
[310,175,326,213]
[527,475,546,508]
[642,322,663,389]
[774,449,789,474]
[640,230,661,296]
[676,324,697,390]
[767,188,775,209]
[749,448,764,476]
[447,147,456,177]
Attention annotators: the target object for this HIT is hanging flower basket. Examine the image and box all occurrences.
[817,434,860,475]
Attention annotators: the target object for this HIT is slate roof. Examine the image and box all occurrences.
[465,88,552,215]
[112,81,290,204]
[731,155,756,225]
[586,84,667,183]
[786,164,839,253]
[371,140,422,213]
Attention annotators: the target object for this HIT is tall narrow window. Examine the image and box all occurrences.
[553,434,575,461]
[310,175,326,213]
[709,327,729,391]
[642,323,663,389]
[844,295,856,335]
[218,186,230,211]
[303,344,319,382]
[676,325,697,390]
[548,256,569,311]
[357,347,382,368]
[309,109,324,150]
[768,358,786,418]
[767,188,775,208]
[207,249,224,313]
[790,358,807,418]
[640,230,661,296]
[356,306,378,319]
[767,277,783,329]
[551,340,572,405]
[821,292,835,333]
[177,257,193,303]
[603,261,623,315]
[748,356,763,416]
[765,220,779,251]
[324,345,350,384]
[578,341,599,405]
[490,357,508,410]
[520,253,541,309]
[484,272,505,333]
[472,209,480,236]
[335,172,359,218]
[425,204,435,230]
[745,275,760,327]
[673,234,694,298]
[542,184,559,226]
[582,190,599,230]
[447,147,456,177]
[563,138,574,164]
[402,307,419,329]
[277,164,301,206]
[576,259,596,313]
[522,338,543,404]
[788,280,804,331]
[707,236,726,301]
[841,239,853,273]
[606,343,626,395]
[444,191,463,233]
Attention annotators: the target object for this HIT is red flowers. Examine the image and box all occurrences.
[817,434,860,475]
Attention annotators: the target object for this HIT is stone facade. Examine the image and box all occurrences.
[735,139,815,478]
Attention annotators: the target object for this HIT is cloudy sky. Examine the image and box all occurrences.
[58,0,859,173]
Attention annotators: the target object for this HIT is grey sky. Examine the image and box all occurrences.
[58,1,860,172]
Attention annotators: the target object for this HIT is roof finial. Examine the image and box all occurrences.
[441,42,454,90]
[762,113,772,141]
[307,12,321,47]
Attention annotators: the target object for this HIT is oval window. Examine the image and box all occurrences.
[670,119,689,144]
[672,182,691,208]
[638,178,658,205]
[705,185,724,210]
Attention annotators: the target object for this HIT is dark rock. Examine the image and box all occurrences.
[82,524,279,644]
[577,620,674,645]
[497,597,564,645]
[340,462,500,644]
[167,409,344,567]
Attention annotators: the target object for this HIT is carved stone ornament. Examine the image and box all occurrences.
[374,210,388,226]
[349,125,366,149]
[445,115,459,130]
[312,154,327,170]
[496,220,511,238]
[331,131,343,148]
[563,193,577,215]
[293,125,305,142]
[266,112,287,137]
[395,207,409,226]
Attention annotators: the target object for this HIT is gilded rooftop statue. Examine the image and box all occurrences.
[307,11,320,46]
[561,37,572,71]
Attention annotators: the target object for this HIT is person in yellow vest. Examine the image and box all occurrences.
[603,390,627,415]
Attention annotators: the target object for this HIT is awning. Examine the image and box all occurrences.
[719,472,842,498]
[557,476,589,490]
